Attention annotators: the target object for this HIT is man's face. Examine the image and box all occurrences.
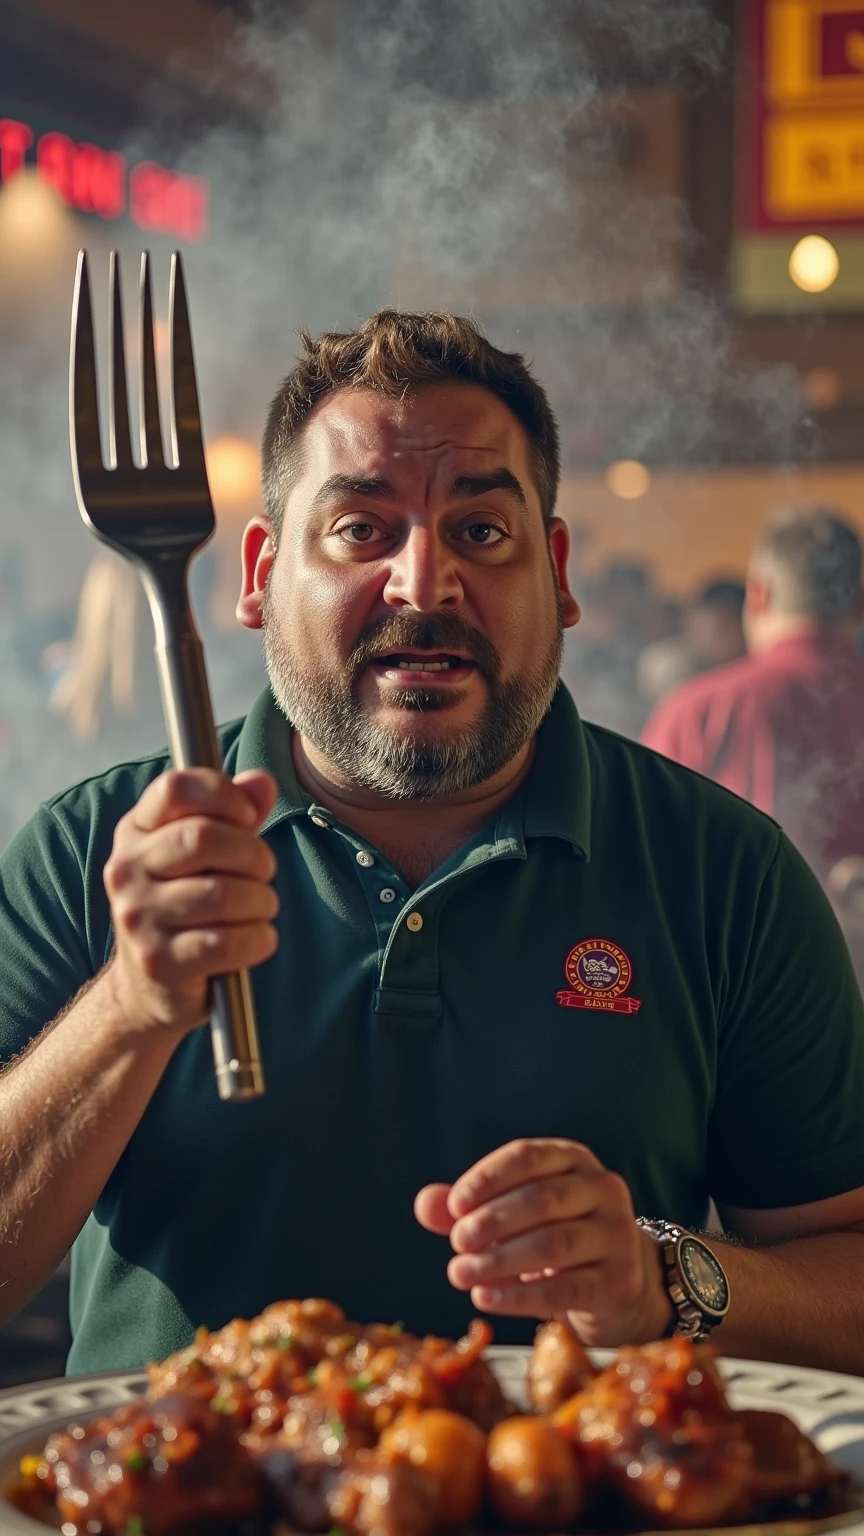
[242,383,579,798]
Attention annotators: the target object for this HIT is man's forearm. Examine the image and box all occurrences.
[0,963,184,1322]
[706,1232,864,1374]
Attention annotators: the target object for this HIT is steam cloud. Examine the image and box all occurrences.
[0,0,807,840]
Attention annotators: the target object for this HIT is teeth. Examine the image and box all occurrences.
[393,658,452,671]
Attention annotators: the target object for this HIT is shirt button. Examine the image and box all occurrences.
[356,850,375,868]
[379,887,397,904]
[406,911,423,932]
[310,815,328,828]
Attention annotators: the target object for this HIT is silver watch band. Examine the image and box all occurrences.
[637,1218,719,1342]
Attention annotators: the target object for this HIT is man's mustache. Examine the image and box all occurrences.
[348,614,501,681]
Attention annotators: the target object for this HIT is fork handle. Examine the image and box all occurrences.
[151,600,266,1104]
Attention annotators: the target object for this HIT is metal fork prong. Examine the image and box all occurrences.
[169,252,207,472]
[70,250,105,484]
[138,252,165,468]
[108,252,134,471]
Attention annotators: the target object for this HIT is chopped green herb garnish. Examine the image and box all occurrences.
[210,1396,236,1415]
[349,1373,373,1392]
[327,1418,346,1439]
[276,1334,295,1350]
[328,1527,349,1536]
[126,1518,146,1536]
[124,1450,146,1473]
[306,1366,319,1387]
[391,1320,404,1334]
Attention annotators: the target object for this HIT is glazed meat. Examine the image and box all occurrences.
[42,1394,262,1535]
[553,1338,756,1527]
[738,1409,834,1505]
[527,1320,598,1413]
[12,1300,843,1536]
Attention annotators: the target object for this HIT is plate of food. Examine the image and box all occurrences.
[0,1297,862,1536]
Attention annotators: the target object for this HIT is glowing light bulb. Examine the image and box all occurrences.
[605,460,651,500]
[788,235,839,294]
[206,435,260,510]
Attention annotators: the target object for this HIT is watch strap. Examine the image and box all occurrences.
[637,1218,724,1343]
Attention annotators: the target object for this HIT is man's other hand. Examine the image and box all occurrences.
[103,768,279,1035]
[415,1138,674,1347]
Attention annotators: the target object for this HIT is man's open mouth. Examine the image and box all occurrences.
[370,651,475,678]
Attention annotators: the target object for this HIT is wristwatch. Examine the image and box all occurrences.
[636,1219,730,1342]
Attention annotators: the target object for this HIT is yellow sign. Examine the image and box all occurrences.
[766,111,864,214]
[767,0,864,106]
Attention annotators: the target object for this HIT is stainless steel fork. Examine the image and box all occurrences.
[70,249,265,1102]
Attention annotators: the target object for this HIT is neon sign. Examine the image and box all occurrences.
[0,118,209,242]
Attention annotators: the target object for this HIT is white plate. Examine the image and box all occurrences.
[0,1349,863,1535]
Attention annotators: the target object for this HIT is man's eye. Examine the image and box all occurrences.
[338,523,380,544]
[458,522,506,546]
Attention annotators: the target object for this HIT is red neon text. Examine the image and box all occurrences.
[0,120,33,181]
[0,117,208,241]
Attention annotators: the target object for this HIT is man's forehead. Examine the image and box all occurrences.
[301,384,531,474]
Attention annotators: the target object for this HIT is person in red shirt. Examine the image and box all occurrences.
[641,505,864,884]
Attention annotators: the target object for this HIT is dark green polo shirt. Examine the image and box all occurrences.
[2,685,864,1374]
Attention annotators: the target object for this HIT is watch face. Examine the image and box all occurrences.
[678,1236,729,1317]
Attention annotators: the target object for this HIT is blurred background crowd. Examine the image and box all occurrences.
[4,0,864,1384]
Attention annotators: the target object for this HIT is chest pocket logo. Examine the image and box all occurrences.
[556,938,642,1015]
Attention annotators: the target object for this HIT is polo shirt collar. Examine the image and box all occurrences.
[521,683,591,859]
[233,687,308,827]
[232,681,591,857]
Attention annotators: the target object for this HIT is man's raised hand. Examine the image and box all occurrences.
[415,1137,673,1347]
[103,767,279,1036]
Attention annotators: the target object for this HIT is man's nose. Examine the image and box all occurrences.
[381,526,463,611]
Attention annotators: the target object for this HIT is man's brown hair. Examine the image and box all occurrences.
[753,505,862,623]
[261,310,560,538]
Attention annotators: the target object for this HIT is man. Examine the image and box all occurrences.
[637,578,746,706]
[642,507,864,883]
[1,316,864,1381]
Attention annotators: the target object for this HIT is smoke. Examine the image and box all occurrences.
[136,0,798,465]
[0,0,811,839]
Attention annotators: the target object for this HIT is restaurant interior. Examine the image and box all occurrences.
[0,0,863,1398]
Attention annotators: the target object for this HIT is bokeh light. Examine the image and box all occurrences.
[206,434,260,512]
[788,236,840,295]
[804,367,843,411]
[605,460,651,499]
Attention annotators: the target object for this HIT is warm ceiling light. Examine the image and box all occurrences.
[606,459,651,499]
[206,435,260,511]
[804,366,843,410]
[0,168,73,265]
[788,235,839,294]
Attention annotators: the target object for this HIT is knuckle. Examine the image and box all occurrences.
[182,817,212,861]
[202,875,227,917]
[603,1171,632,1212]
[113,894,146,935]
[104,851,133,893]
[136,938,165,981]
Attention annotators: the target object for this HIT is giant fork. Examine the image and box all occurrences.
[70,249,265,1102]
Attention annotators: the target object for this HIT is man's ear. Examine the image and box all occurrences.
[236,517,275,631]
[548,518,581,629]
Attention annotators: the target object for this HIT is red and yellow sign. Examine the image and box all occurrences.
[743,0,864,228]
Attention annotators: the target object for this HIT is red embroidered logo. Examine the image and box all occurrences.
[556,939,642,1015]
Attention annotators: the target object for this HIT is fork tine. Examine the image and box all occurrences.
[108,252,134,471]
[138,252,165,468]
[169,252,207,472]
[70,250,104,484]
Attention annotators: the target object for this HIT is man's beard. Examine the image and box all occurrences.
[262,589,563,800]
